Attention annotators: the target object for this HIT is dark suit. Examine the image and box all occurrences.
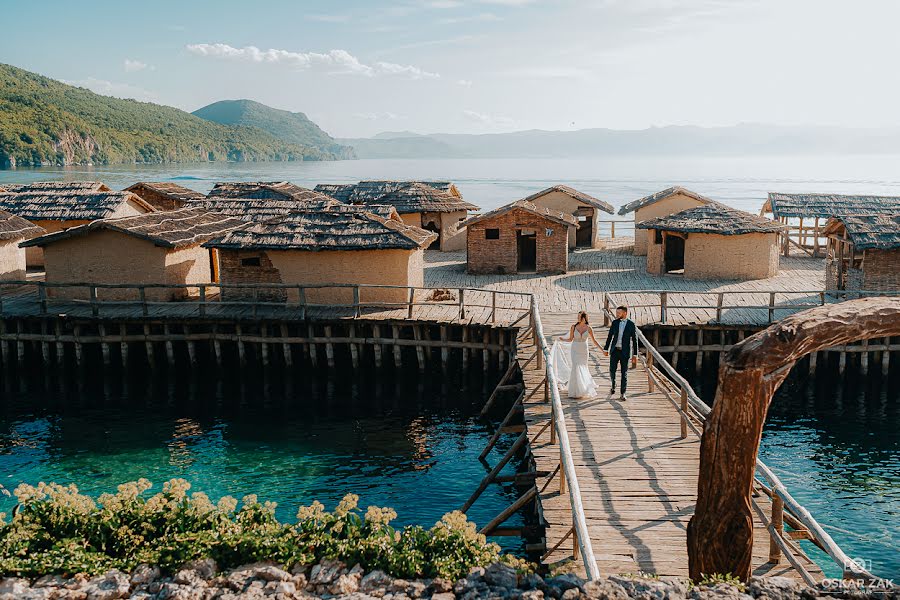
[604,318,638,394]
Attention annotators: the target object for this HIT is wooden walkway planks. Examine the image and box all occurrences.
[519,313,824,580]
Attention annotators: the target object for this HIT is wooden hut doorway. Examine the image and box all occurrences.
[517,229,537,272]
[421,219,441,250]
[575,207,594,248]
[663,232,685,274]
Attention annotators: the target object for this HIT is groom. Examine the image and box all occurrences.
[603,306,638,400]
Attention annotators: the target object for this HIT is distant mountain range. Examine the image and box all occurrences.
[339,124,900,159]
[193,99,354,160]
[0,64,347,167]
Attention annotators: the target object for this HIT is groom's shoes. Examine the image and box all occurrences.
[609,386,615,395]
[620,393,627,401]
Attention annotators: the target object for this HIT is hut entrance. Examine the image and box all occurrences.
[663,232,685,274]
[575,207,594,248]
[517,229,537,272]
[422,219,441,250]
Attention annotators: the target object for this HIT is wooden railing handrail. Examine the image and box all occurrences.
[531,304,601,580]
[600,301,878,581]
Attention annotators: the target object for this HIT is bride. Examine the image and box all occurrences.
[550,311,602,398]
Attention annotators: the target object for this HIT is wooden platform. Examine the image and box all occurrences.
[520,313,825,580]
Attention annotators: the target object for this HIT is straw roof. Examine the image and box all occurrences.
[205,210,436,252]
[0,210,44,242]
[125,182,206,202]
[314,181,475,212]
[208,181,327,201]
[188,196,399,222]
[763,192,900,219]
[21,207,247,249]
[0,181,111,193]
[461,200,578,228]
[618,186,716,216]
[636,204,784,235]
[823,214,900,250]
[522,185,614,214]
[0,192,153,221]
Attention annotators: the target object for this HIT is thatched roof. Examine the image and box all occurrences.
[209,181,328,201]
[0,181,111,194]
[0,210,44,242]
[618,186,715,216]
[636,204,783,235]
[125,182,206,202]
[763,192,900,219]
[522,185,614,214]
[461,200,578,228]
[823,214,900,250]
[313,180,474,212]
[0,192,154,221]
[21,207,247,249]
[205,210,436,252]
[188,197,400,223]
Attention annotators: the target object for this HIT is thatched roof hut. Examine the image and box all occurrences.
[518,185,612,249]
[0,191,153,222]
[189,197,400,223]
[314,181,477,252]
[637,204,783,280]
[22,207,246,250]
[822,214,900,292]
[205,210,437,305]
[463,200,577,274]
[21,208,246,302]
[125,182,206,211]
[205,210,435,252]
[0,181,111,193]
[618,186,717,255]
[208,181,324,201]
[0,210,44,280]
[762,192,900,220]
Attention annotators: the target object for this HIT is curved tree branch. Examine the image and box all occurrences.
[687,297,900,581]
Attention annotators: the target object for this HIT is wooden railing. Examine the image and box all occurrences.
[0,281,534,325]
[603,289,900,325]
[597,219,635,240]
[600,304,880,583]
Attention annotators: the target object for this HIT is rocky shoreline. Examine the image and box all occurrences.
[0,560,893,600]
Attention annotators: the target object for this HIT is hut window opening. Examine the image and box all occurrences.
[240,256,262,267]
[485,228,500,240]
[654,230,663,245]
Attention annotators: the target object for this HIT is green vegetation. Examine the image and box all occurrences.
[695,573,746,591]
[0,64,342,167]
[0,480,526,579]
[194,99,355,159]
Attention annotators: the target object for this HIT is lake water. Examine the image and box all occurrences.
[1,156,899,577]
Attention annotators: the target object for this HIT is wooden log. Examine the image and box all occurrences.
[768,496,784,563]
[164,323,175,368]
[372,324,382,368]
[236,324,247,367]
[349,322,359,369]
[324,325,335,369]
[185,325,197,366]
[461,431,527,513]
[213,324,223,368]
[392,325,401,368]
[281,323,292,367]
[688,298,900,582]
[479,391,525,460]
[478,487,538,535]
[143,324,154,369]
[119,323,128,367]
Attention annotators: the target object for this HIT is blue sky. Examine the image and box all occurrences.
[4,0,900,137]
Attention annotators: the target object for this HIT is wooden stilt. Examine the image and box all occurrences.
[119,323,128,368]
[73,324,83,368]
[324,325,335,369]
[413,325,425,371]
[260,324,270,367]
[461,431,527,513]
[349,323,359,369]
[478,487,538,535]
[281,323,292,367]
[372,324,383,368]
[185,325,197,366]
[164,323,175,368]
[308,324,318,368]
[236,324,247,367]
[440,325,449,373]
[143,324,155,369]
[479,391,525,460]
[392,325,402,368]
[213,324,223,368]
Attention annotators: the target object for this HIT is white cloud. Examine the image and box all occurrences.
[124,59,150,72]
[456,79,473,87]
[63,77,159,103]
[186,43,439,79]
[463,109,514,126]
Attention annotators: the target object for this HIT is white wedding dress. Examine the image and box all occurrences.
[550,327,598,399]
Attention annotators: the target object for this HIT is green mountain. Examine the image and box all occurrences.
[193,99,355,159]
[0,63,340,168]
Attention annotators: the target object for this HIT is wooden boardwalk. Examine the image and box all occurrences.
[519,313,824,580]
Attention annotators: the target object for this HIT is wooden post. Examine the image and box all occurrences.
[90,286,99,317]
[603,294,611,326]
[407,288,414,319]
[695,329,704,371]
[324,325,335,369]
[572,523,580,560]
[768,292,776,323]
[143,324,154,368]
[459,288,466,320]
[610,221,616,239]
[660,292,668,324]
[38,284,47,315]
[813,218,820,257]
[440,325,449,372]
[139,287,148,317]
[373,324,383,368]
[299,287,307,320]
[199,285,206,316]
[491,291,497,324]
[185,325,197,366]
[715,293,724,323]
[769,495,785,563]
[260,323,270,367]
[647,353,655,392]
[281,323,292,367]
[119,323,128,368]
[98,323,110,367]
[559,449,567,494]
[549,406,557,445]
[353,286,361,318]
[680,388,688,439]
[236,324,247,367]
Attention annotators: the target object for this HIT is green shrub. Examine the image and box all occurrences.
[0,480,527,580]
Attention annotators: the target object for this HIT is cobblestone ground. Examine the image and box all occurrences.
[423,238,827,325]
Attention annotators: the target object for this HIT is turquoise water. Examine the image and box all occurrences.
[0,365,527,552]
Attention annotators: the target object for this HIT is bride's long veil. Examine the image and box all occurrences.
[550,339,572,386]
